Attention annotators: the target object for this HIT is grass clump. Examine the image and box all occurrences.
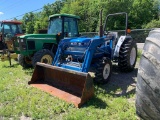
[137,50,142,59]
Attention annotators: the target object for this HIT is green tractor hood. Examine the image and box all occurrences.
[19,34,57,42]
[14,34,59,55]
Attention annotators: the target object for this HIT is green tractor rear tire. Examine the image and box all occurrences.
[135,29,160,120]
[18,54,32,68]
[32,49,54,67]
[118,39,137,72]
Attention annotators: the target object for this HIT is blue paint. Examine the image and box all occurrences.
[52,34,117,73]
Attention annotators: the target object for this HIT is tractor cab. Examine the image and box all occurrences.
[0,20,23,65]
[47,14,80,38]
[0,21,23,50]
[0,21,23,41]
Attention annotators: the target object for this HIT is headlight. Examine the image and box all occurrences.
[78,43,82,46]
[17,38,23,43]
[71,42,77,45]
[83,42,89,46]
[17,38,20,43]
[70,42,89,46]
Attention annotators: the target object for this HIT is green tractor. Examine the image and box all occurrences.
[13,14,80,68]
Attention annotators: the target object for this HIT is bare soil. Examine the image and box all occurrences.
[99,61,139,104]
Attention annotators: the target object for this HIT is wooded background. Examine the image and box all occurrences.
[15,0,160,34]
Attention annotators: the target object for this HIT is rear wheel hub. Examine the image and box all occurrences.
[41,55,52,64]
[130,47,136,66]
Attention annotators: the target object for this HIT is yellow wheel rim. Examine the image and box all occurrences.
[40,55,52,64]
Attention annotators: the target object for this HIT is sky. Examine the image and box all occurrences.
[0,0,56,21]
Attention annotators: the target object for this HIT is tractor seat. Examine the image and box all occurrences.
[106,32,118,41]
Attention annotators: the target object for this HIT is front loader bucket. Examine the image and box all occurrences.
[28,62,94,108]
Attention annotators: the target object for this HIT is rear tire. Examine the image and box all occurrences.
[94,58,112,84]
[135,29,160,120]
[118,39,137,72]
[18,54,32,68]
[32,49,54,67]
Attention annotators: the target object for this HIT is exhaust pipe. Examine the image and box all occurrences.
[99,9,103,37]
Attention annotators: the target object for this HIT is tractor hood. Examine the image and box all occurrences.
[18,34,57,40]
[67,36,102,44]
[60,36,102,47]
[70,37,92,43]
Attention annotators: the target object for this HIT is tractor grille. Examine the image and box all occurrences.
[27,41,35,50]
[66,62,82,67]
[66,47,86,52]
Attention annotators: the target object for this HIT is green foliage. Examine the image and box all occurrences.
[34,21,41,34]
[137,50,142,58]
[100,0,133,31]
[19,0,160,33]
[61,0,99,32]
[143,19,160,28]
[21,12,36,34]
[21,1,64,34]
[130,0,158,28]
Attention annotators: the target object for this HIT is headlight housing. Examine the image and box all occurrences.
[70,42,89,46]
[18,38,26,50]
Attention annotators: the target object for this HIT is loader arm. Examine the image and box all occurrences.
[53,37,107,73]
[28,37,110,108]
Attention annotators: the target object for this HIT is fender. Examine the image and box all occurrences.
[114,35,132,57]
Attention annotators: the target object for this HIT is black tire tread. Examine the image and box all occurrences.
[136,29,160,120]
[118,39,137,72]
[32,49,54,67]
[94,59,112,84]
[18,54,32,68]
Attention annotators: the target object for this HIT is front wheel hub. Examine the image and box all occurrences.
[103,63,110,80]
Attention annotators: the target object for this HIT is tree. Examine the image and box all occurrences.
[98,0,133,31]
[34,21,41,33]
[21,1,64,34]
[22,12,35,33]
[20,0,160,33]
[61,0,99,32]
[35,1,64,32]
[130,0,158,28]
[143,19,160,28]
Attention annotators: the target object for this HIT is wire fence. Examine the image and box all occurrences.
[81,29,152,43]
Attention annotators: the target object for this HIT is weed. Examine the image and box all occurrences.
[137,50,142,59]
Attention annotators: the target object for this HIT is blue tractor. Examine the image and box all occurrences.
[29,12,137,107]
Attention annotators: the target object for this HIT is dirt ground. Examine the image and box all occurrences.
[106,61,139,99]
[107,44,142,97]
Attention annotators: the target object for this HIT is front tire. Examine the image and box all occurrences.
[118,39,137,72]
[94,59,112,84]
[32,49,54,67]
[18,54,32,68]
[135,29,160,120]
